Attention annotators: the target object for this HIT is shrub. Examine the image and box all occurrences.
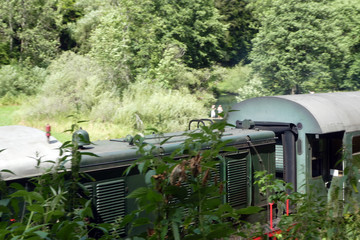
[20,52,117,119]
[125,121,259,239]
[0,64,46,98]
[215,63,252,94]
[113,81,209,133]
[236,75,270,102]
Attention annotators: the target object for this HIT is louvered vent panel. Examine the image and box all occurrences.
[275,144,284,172]
[96,179,126,224]
[84,184,93,198]
[227,158,247,207]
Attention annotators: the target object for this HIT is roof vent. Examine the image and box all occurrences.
[241,119,255,129]
[72,128,90,148]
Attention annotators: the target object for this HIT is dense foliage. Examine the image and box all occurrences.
[123,121,261,239]
[1,0,360,238]
[2,122,360,239]
[1,0,360,133]
[0,125,116,239]
[250,0,360,94]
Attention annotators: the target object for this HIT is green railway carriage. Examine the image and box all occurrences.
[228,91,360,200]
[0,124,276,235]
[4,91,360,236]
[78,128,276,229]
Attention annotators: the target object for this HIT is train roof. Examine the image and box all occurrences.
[0,125,63,181]
[79,127,275,172]
[0,125,275,180]
[228,91,360,134]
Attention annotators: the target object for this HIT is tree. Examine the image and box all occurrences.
[153,0,227,69]
[87,0,227,87]
[249,0,360,94]
[58,0,84,51]
[215,0,258,66]
[0,0,63,67]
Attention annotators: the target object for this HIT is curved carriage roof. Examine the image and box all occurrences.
[228,91,360,134]
[0,125,63,180]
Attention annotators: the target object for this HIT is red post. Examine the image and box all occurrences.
[286,198,290,216]
[46,124,51,143]
[269,202,274,230]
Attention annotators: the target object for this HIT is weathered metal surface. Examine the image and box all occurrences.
[228,91,360,194]
[79,127,276,172]
[228,91,360,134]
[0,125,62,180]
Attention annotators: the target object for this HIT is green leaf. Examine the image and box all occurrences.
[0,169,15,175]
[10,190,31,199]
[220,146,238,152]
[77,120,89,124]
[9,183,25,190]
[145,128,159,133]
[172,221,181,240]
[34,231,49,239]
[126,187,149,199]
[0,198,10,207]
[48,210,65,218]
[164,185,187,201]
[132,217,151,227]
[138,161,146,174]
[24,224,47,234]
[118,214,135,228]
[27,204,44,214]
[146,189,162,202]
[350,178,358,193]
[237,206,262,215]
[203,198,222,209]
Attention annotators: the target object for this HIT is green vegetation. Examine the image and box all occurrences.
[1,0,360,137]
[124,121,260,239]
[1,0,360,238]
[251,170,360,239]
[0,105,20,126]
[0,125,115,239]
[1,122,360,239]
[249,0,360,94]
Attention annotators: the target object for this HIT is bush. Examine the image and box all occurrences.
[0,64,46,98]
[113,81,209,133]
[18,52,210,137]
[215,63,252,94]
[125,121,258,239]
[236,74,270,102]
[20,52,117,119]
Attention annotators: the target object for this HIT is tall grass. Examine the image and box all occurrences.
[16,80,210,141]
[22,116,133,142]
[112,81,209,133]
[15,52,210,139]
[0,105,20,125]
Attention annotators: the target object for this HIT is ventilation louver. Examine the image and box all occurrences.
[227,158,248,207]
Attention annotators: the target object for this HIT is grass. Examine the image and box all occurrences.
[0,105,21,125]
[24,118,133,143]
[0,105,71,143]
[0,105,134,143]
[0,106,73,143]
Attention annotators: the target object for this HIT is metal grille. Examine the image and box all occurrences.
[227,158,247,207]
[84,184,93,197]
[275,144,284,172]
[95,179,126,224]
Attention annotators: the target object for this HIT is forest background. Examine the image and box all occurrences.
[1,0,360,141]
